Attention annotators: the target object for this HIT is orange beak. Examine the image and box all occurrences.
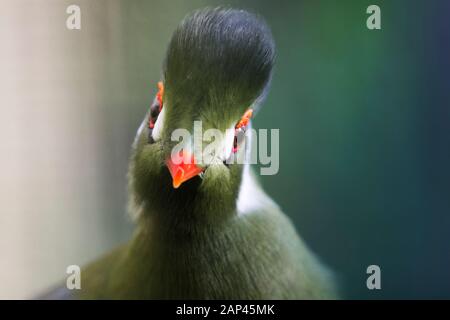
[165,150,204,188]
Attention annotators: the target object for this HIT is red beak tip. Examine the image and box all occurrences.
[173,181,181,189]
[166,152,203,189]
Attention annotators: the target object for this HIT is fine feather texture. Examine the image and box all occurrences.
[164,7,275,116]
[39,7,338,300]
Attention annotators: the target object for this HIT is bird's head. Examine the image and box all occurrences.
[129,8,275,223]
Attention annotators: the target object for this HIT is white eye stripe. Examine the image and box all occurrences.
[220,123,237,161]
[140,106,246,161]
[151,107,166,142]
[132,117,147,148]
[137,118,146,136]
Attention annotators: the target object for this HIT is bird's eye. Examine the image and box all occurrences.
[148,81,164,143]
[232,109,253,153]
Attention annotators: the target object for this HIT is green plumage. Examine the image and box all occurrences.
[42,7,338,300]
[78,202,336,299]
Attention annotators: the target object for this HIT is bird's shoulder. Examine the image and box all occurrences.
[232,171,339,299]
[75,244,129,299]
[36,245,127,300]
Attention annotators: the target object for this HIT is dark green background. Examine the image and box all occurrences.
[70,0,450,298]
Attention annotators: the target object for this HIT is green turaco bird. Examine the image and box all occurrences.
[42,7,337,299]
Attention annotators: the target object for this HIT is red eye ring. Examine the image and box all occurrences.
[235,109,253,129]
[148,81,164,129]
[232,109,253,153]
[156,81,164,112]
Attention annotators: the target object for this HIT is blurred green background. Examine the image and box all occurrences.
[1,0,449,299]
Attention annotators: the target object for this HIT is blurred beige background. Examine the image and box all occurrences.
[3,0,444,300]
[0,0,209,299]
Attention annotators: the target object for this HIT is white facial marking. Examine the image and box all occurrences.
[219,123,236,161]
[152,107,166,142]
[236,125,278,215]
[132,118,146,148]
[237,164,278,215]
